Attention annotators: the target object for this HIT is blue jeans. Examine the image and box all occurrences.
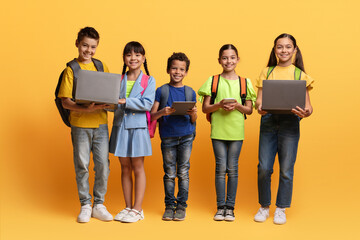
[212,139,243,208]
[257,114,300,208]
[161,134,194,208]
[71,124,110,206]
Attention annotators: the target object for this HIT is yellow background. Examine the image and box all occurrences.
[1,0,360,239]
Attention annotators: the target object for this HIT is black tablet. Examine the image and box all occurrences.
[171,101,196,115]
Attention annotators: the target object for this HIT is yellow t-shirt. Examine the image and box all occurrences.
[57,60,110,128]
[255,64,314,90]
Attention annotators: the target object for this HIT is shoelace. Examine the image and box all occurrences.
[259,208,267,214]
[216,209,225,215]
[95,205,110,214]
[225,209,233,215]
[274,209,285,217]
[80,208,91,214]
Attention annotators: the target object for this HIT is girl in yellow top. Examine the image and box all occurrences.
[254,33,314,225]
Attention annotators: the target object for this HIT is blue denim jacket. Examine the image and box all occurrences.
[113,71,155,128]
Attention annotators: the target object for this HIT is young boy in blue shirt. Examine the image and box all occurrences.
[58,27,113,223]
[151,52,197,221]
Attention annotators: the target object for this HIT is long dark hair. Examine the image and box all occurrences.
[267,33,305,73]
[122,41,150,75]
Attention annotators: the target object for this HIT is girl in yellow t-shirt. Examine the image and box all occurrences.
[198,44,256,221]
[254,33,314,225]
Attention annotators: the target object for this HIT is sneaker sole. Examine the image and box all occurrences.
[77,219,90,223]
[213,217,225,221]
[162,217,173,221]
[92,214,113,221]
[173,217,185,221]
[254,218,268,222]
[273,220,286,225]
[224,217,235,221]
[121,218,144,223]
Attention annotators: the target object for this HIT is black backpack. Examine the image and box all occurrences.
[54,58,104,127]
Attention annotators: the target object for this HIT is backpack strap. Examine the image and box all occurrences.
[267,65,302,80]
[184,86,194,101]
[159,84,170,110]
[66,59,81,99]
[120,73,149,96]
[239,77,247,105]
[294,67,302,80]
[266,66,275,80]
[239,76,248,120]
[92,58,104,72]
[140,74,150,96]
[210,75,220,105]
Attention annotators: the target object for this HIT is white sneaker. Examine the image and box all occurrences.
[92,204,113,221]
[77,204,92,223]
[120,209,144,223]
[114,208,131,221]
[254,207,270,222]
[273,207,286,224]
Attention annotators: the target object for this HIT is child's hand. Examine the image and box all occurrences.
[257,104,268,115]
[187,106,197,116]
[118,98,126,104]
[223,100,237,111]
[86,103,111,112]
[161,106,176,116]
[292,106,312,118]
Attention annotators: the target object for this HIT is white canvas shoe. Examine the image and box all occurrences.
[114,208,131,221]
[273,208,286,225]
[120,209,144,223]
[254,207,270,222]
[92,204,113,221]
[77,204,92,223]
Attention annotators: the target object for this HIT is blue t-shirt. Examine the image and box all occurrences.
[155,85,196,138]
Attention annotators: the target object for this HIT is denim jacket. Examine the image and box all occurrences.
[113,71,155,128]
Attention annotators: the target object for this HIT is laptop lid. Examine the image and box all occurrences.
[262,80,306,114]
[75,70,121,105]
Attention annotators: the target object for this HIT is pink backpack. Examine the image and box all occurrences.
[122,74,157,138]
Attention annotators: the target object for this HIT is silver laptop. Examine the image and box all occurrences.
[75,70,121,106]
[262,80,306,114]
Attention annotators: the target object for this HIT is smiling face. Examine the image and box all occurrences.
[218,49,239,72]
[168,60,187,86]
[274,37,296,66]
[123,50,145,71]
[76,36,98,64]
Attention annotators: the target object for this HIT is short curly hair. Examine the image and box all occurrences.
[167,52,190,72]
[76,27,100,43]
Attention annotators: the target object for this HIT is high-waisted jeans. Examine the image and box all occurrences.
[257,114,300,208]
